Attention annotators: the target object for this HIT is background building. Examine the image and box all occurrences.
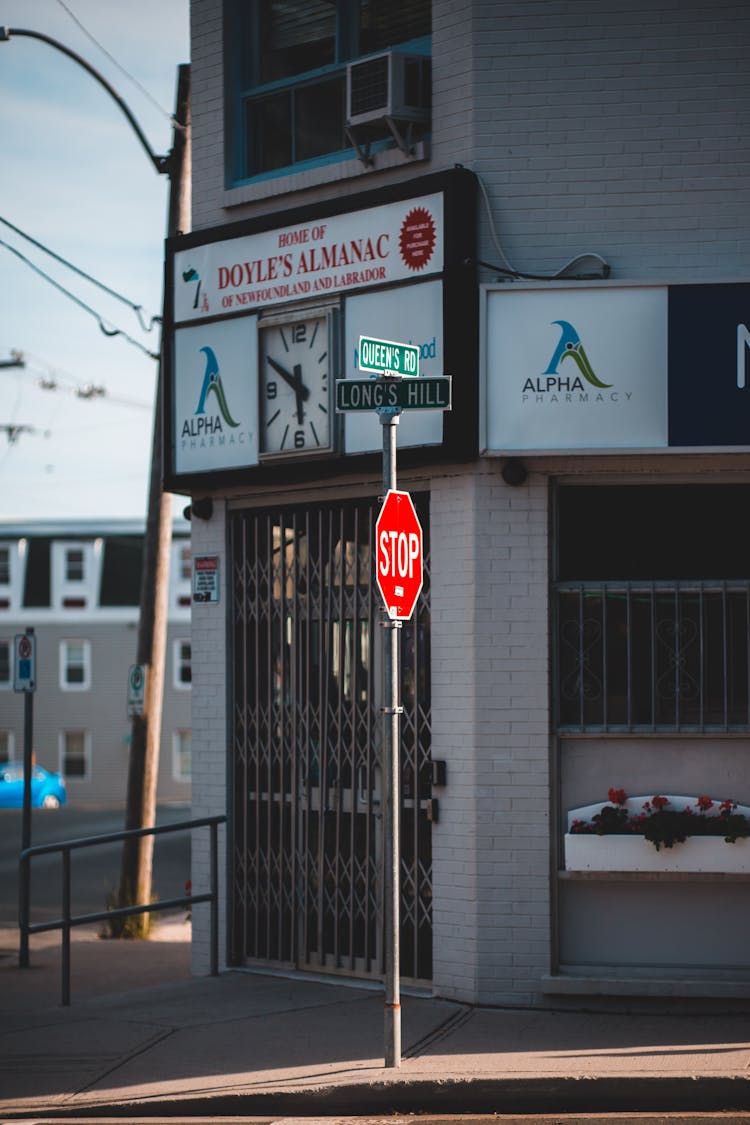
[0,519,192,806]
[174,0,750,1004]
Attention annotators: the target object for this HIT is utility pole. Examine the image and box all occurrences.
[118,64,191,928]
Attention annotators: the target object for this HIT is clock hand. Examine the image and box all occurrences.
[267,356,310,403]
[291,363,306,424]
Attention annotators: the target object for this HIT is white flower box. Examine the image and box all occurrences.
[564,795,750,873]
[564,832,750,873]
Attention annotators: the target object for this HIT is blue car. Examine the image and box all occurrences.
[0,762,67,809]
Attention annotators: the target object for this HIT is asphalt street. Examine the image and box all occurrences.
[0,804,191,925]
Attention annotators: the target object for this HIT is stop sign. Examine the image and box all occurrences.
[375,489,423,620]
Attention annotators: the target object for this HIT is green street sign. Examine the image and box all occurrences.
[336,376,452,412]
[358,335,420,378]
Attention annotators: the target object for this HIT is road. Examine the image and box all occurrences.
[0,804,191,925]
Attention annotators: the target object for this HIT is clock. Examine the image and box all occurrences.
[258,308,336,458]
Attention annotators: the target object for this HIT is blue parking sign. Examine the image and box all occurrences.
[14,633,36,693]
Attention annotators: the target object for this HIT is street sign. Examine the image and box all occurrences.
[127,664,147,717]
[336,376,452,412]
[359,335,419,378]
[375,490,423,621]
[13,632,36,693]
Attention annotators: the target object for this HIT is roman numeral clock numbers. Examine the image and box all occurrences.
[259,312,333,458]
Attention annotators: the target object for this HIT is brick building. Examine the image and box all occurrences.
[173,1,750,1004]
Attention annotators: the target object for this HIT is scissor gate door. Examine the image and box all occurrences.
[229,500,433,981]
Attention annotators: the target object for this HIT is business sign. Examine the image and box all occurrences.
[344,280,444,454]
[173,317,258,475]
[485,285,668,452]
[668,284,750,446]
[173,193,444,323]
[483,282,750,453]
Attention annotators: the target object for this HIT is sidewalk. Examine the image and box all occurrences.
[2,917,750,1120]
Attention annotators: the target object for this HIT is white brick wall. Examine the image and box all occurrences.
[430,466,550,1005]
[187,498,228,975]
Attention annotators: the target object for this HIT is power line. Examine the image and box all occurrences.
[0,216,160,332]
[0,239,160,361]
[55,0,185,130]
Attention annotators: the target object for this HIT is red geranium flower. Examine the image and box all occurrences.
[607,787,628,806]
[696,796,714,812]
[651,795,669,810]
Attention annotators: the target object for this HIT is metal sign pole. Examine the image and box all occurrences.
[380,408,402,1069]
[16,628,35,969]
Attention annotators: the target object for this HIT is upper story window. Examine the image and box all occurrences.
[52,540,102,611]
[65,548,85,582]
[0,540,25,611]
[0,640,10,688]
[227,0,430,183]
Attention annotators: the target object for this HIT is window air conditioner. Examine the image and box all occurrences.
[346,51,430,128]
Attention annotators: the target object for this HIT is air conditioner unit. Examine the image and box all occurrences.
[346,51,430,128]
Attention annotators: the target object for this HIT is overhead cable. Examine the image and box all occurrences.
[0,239,160,361]
[0,215,160,332]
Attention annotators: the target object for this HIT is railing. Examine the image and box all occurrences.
[19,815,226,1006]
[556,581,750,732]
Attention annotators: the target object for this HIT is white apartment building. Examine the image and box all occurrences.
[0,520,192,807]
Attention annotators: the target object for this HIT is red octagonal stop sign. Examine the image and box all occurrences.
[375,489,423,620]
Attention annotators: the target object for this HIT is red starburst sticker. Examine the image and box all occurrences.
[399,207,437,272]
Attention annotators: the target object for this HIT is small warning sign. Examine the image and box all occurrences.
[193,555,220,604]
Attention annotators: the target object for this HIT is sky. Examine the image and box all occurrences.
[0,0,190,521]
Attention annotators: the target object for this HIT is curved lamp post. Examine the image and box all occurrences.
[1,26,190,950]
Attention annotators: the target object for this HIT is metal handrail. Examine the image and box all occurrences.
[19,814,226,1005]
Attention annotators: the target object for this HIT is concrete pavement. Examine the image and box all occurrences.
[2,916,750,1120]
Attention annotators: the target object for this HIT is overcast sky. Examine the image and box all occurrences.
[0,0,189,521]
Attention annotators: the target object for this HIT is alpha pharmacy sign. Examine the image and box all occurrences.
[483,282,750,452]
[173,194,443,323]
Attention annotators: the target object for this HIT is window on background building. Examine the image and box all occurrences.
[65,547,85,582]
[0,730,13,764]
[0,640,10,688]
[226,0,430,182]
[61,730,89,779]
[555,485,750,733]
[0,546,10,586]
[172,730,192,782]
[180,545,191,582]
[174,639,192,689]
[60,640,91,691]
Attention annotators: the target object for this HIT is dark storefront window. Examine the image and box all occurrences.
[555,485,750,732]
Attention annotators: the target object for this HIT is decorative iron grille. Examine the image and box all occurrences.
[556,581,750,731]
[230,499,432,981]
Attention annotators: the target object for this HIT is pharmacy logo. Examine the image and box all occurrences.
[194,346,239,428]
[543,320,611,389]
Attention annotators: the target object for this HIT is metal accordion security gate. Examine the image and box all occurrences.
[229,498,433,982]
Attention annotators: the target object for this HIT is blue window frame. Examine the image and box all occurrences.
[226,0,430,184]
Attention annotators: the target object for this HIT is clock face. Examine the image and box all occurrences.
[259,314,333,457]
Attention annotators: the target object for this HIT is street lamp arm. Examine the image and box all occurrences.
[0,26,175,175]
